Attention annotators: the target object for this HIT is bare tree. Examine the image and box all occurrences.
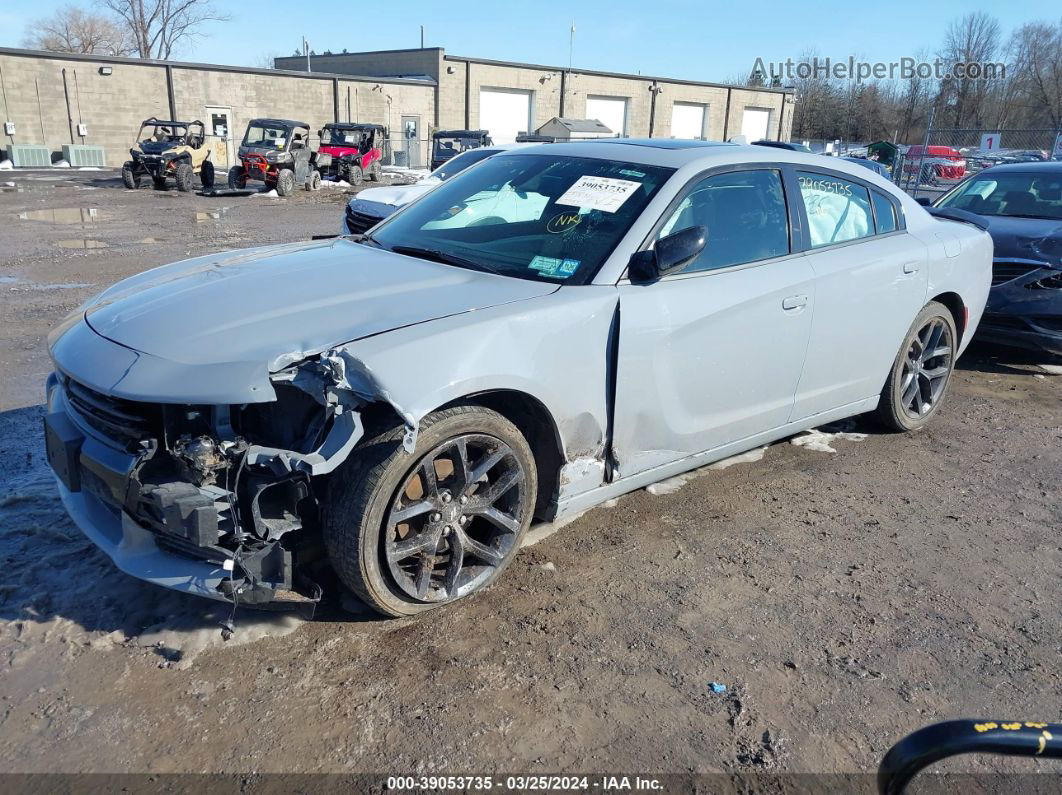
[99,0,230,60]
[254,51,283,69]
[22,5,132,55]
[1008,20,1062,128]
[937,12,1001,128]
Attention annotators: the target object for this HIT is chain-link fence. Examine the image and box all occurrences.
[895,127,1062,200]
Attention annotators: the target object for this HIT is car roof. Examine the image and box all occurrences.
[976,161,1062,175]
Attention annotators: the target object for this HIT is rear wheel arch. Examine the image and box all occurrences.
[930,291,967,344]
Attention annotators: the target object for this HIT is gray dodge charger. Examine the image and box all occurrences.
[45,140,991,616]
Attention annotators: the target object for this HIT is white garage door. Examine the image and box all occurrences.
[740,107,771,141]
[671,102,707,139]
[479,89,532,145]
[586,96,627,136]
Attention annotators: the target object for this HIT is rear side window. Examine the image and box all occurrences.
[656,169,790,272]
[797,171,874,247]
[871,190,898,233]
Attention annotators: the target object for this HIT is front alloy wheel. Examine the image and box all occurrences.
[324,405,537,616]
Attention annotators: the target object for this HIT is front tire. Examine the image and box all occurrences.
[174,162,194,192]
[875,301,957,432]
[305,169,321,191]
[368,161,382,181]
[324,405,537,617]
[228,164,248,190]
[346,162,364,185]
[121,162,140,189]
[151,174,168,190]
[275,168,296,196]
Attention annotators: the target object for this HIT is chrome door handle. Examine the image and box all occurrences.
[782,295,808,310]
[903,262,920,274]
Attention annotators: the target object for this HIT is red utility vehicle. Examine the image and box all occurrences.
[903,145,967,180]
[317,123,387,185]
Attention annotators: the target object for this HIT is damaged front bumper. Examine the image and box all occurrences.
[979,261,1062,356]
[42,345,382,606]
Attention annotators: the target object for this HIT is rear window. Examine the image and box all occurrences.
[797,172,874,247]
[871,190,898,233]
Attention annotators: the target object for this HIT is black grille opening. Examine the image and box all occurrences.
[64,377,160,447]
[992,262,1039,287]
[345,205,384,235]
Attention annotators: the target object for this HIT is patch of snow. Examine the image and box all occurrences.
[77,167,103,171]
[1039,363,1062,375]
[53,160,71,168]
[382,165,430,180]
[2,181,13,187]
[790,424,868,454]
[645,446,769,496]
[0,407,307,671]
[320,179,352,188]
[250,189,279,198]
[0,159,13,170]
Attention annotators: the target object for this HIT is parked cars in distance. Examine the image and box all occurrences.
[342,144,528,235]
[45,140,991,616]
[753,140,814,153]
[933,161,1062,355]
[903,145,967,180]
[842,156,890,178]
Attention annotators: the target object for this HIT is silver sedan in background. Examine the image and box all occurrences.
[45,141,991,616]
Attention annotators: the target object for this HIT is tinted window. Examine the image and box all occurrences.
[657,170,790,272]
[371,154,674,283]
[797,172,874,247]
[872,190,898,233]
[936,172,1062,220]
[431,147,499,181]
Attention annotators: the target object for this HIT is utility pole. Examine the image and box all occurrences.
[569,22,577,72]
[303,37,311,72]
[420,25,425,48]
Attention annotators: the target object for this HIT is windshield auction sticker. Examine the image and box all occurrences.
[557,176,641,213]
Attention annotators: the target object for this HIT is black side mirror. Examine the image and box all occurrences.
[915,196,932,206]
[628,225,707,283]
[317,129,324,139]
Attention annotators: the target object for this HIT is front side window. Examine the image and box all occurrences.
[370,154,673,283]
[797,171,874,247]
[656,170,790,272]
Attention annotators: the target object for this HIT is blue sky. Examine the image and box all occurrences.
[2,0,1059,81]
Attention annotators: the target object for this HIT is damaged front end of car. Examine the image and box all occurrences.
[44,348,414,607]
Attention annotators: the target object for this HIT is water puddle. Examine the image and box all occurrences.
[194,207,229,222]
[58,239,109,250]
[17,207,103,225]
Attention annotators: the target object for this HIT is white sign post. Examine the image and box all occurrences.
[980,133,1001,151]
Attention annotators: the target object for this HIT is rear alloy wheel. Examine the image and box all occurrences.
[275,168,296,196]
[228,164,248,190]
[875,301,957,431]
[324,405,536,616]
[347,163,364,185]
[121,162,140,189]
[199,160,215,188]
[174,162,195,192]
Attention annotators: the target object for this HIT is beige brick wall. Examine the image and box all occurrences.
[0,53,168,165]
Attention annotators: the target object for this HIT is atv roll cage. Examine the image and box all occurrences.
[230,118,321,196]
[135,117,206,149]
[319,122,387,150]
[431,129,492,171]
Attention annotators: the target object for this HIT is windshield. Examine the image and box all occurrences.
[322,126,371,146]
[369,154,674,284]
[431,148,499,181]
[141,124,188,142]
[936,172,1062,219]
[434,136,482,158]
[243,123,291,149]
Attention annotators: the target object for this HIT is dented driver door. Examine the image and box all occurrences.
[609,167,814,479]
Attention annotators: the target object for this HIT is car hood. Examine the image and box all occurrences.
[350,180,439,208]
[83,238,558,371]
[978,215,1062,264]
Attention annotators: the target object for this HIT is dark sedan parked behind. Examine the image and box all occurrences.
[933,161,1062,355]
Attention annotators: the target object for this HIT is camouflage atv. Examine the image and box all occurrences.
[122,118,220,192]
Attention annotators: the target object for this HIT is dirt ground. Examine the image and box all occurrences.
[0,169,1059,782]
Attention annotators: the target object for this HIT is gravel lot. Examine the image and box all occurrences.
[0,170,1059,780]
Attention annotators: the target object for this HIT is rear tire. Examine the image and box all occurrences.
[275,168,296,196]
[324,405,537,617]
[121,162,140,189]
[174,162,194,192]
[347,163,364,185]
[368,161,382,181]
[305,170,321,191]
[199,160,215,188]
[874,301,957,432]
[228,164,248,190]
